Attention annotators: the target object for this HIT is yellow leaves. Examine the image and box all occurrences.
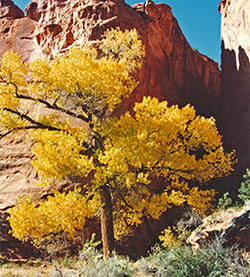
[106,96,235,183]
[137,172,150,185]
[0,52,28,111]
[0,28,144,131]
[30,124,94,181]
[186,187,216,213]
[47,47,135,111]
[8,196,37,242]
[96,96,236,235]
[159,227,181,248]
[168,190,186,206]
[29,58,58,100]
[0,29,235,245]
[0,51,28,86]
[0,110,27,131]
[99,27,145,71]
[8,188,99,244]
[146,193,172,219]
[27,28,144,112]
[125,172,136,189]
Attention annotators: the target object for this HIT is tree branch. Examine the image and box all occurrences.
[1,108,94,154]
[3,108,63,132]
[15,93,90,123]
[0,79,97,124]
[0,129,14,139]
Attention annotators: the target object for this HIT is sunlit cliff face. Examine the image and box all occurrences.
[220,0,250,70]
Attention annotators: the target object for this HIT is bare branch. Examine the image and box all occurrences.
[15,93,90,123]
[3,107,63,132]
[0,125,62,140]
[0,78,90,123]
[0,129,14,139]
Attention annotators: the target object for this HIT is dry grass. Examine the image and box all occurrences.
[0,266,51,277]
[0,261,79,277]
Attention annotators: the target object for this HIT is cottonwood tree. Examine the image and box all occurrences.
[0,28,235,258]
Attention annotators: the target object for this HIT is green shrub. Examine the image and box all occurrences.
[239,168,250,203]
[137,238,249,277]
[217,192,233,209]
[63,254,71,268]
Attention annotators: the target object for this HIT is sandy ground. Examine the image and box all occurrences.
[0,265,79,277]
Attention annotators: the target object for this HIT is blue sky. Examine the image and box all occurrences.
[13,0,221,63]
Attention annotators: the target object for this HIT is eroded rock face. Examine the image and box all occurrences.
[0,0,24,18]
[218,0,250,192]
[1,0,221,112]
[0,0,43,62]
[0,134,49,211]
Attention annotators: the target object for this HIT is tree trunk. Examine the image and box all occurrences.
[100,184,115,259]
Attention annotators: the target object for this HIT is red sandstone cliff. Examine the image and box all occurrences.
[0,0,221,210]
[219,0,250,192]
[1,0,221,114]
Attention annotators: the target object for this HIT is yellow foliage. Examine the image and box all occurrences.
[30,121,94,181]
[99,27,145,71]
[97,96,235,236]
[101,96,235,183]
[8,188,99,244]
[159,227,181,248]
[1,28,236,244]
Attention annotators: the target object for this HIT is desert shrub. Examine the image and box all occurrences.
[137,238,249,277]
[79,249,134,277]
[176,208,203,230]
[217,168,250,210]
[217,192,233,209]
[238,168,250,203]
[77,234,134,277]
[81,254,134,277]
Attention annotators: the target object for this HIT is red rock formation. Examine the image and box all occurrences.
[0,0,23,18]
[188,207,250,251]
[1,0,221,111]
[218,0,250,193]
[0,0,43,62]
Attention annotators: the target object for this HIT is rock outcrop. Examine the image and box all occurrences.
[0,0,23,18]
[218,0,250,192]
[0,0,221,211]
[188,207,250,251]
[1,0,221,113]
[0,134,56,211]
[0,0,42,61]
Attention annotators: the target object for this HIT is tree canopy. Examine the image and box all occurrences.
[0,28,235,258]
